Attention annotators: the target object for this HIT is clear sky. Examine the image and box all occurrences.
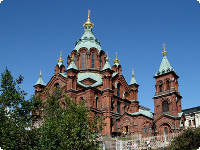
[0,0,199,111]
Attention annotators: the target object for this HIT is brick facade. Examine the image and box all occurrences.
[34,15,185,137]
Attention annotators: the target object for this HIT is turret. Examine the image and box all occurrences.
[101,53,113,90]
[129,69,139,113]
[154,43,182,119]
[112,52,122,75]
[66,57,79,90]
[55,51,66,75]
[34,70,46,96]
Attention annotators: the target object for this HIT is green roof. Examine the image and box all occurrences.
[129,110,153,119]
[77,72,103,88]
[35,77,46,86]
[74,26,101,51]
[67,60,78,71]
[129,76,137,85]
[102,59,111,71]
[155,54,176,76]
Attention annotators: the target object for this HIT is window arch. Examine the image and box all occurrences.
[95,97,98,109]
[159,82,163,92]
[149,125,152,133]
[164,127,168,135]
[117,83,120,97]
[166,80,170,90]
[82,52,85,69]
[144,126,147,134]
[162,101,169,112]
[91,52,95,68]
[55,83,60,97]
[117,101,120,114]
[74,54,77,65]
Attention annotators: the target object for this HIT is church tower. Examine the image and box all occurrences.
[153,44,185,135]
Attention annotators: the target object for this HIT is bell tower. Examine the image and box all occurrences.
[153,44,185,135]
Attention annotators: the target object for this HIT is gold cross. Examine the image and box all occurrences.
[162,43,166,51]
[87,10,91,19]
[116,52,118,59]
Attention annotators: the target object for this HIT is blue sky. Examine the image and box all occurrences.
[0,0,199,111]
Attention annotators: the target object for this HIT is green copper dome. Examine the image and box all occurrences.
[155,51,176,77]
[35,71,46,86]
[67,59,78,71]
[74,12,101,52]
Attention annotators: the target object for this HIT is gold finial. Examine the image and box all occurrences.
[105,52,109,61]
[162,43,167,55]
[58,51,63,62]
[114,52,119,63]
[39,69,42,78]
[132,69,135,77]
[83,10,94,28]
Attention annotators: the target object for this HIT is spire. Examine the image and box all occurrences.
[57,51,64,67]
[83,10,94,28]
[114,52,120,66]
[35,70,46,86]
[155,43,176,76]
[102,52,111,70]
[67,57,78,71]
[129,69,137,85]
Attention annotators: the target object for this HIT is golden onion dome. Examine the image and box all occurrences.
[114,52,119,63]
[57,51,63,62]
[83,10,94,28]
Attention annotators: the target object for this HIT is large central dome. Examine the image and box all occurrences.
[74,12,102,52]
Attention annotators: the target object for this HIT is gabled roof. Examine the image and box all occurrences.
[77,72,103,88]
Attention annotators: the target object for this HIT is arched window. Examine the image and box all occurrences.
[99,55,102,70]
[117,84,120,97]
[95,97,98,109]
[74,54,77,65]
[55,83,60,97]
[117,101,120,114]
[82,52,85,69]
[159,82,163,92]
[149,126,152,133]
[164,127,168,135]
[144,126,147,134]
[166,80,170,90]
[91,52,95,68]
[162,101,169,112]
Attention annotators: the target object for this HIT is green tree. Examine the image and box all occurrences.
[170,127,200,150]
[0,68,34,149]
[36,92,104,150]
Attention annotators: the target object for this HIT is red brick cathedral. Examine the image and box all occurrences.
[34,13,185,137]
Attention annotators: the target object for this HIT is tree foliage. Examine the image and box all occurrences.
[169,127,200,150]
[36,92,104,150]
[0,68,104,149]
[0,68,34,149]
